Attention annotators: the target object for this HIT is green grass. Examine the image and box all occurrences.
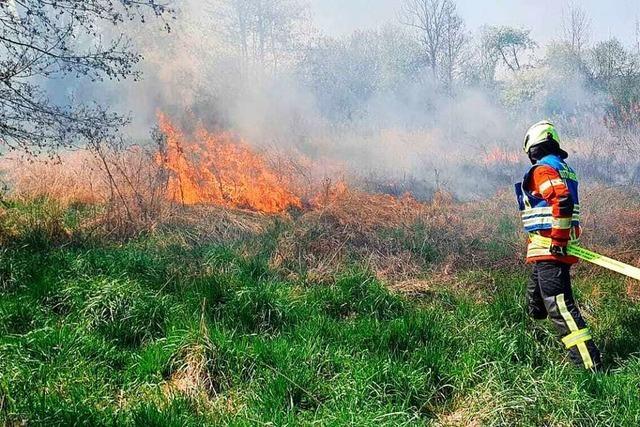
[2,211,640,425]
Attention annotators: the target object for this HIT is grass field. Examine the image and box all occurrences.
[2,199,640,426]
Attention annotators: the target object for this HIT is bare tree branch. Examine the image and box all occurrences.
[0,0,173,155]
[399,0,466,88]
[562,1,591,55]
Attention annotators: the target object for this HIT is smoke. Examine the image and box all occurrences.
[50,0,636,200]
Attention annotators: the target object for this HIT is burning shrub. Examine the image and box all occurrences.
[156,113,302,213]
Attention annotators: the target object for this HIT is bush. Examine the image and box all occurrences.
[75,277,170,346]
[224,280,294,334]
[311,270,407,320]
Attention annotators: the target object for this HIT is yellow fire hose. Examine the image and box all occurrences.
[529,234,640,280]
[529,234,640,281]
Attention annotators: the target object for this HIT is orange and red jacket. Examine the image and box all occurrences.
[523,164,580,264]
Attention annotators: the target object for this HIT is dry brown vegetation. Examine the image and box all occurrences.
[0,145,170,238]
[0,152,102,205]
[2,149,639,289]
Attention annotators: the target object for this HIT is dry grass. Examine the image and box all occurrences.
[270,184,429,282]
[269,180,529,284]
[2,149,639,286]
[581,185,640,260]
[390,270,498,304]
[433,390,498,427]
[164,341,217,401]
[1,146,171,238]
[0,151,103,205]
[158,205,272,245]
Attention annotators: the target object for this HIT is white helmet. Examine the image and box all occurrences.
[523,121,562,154]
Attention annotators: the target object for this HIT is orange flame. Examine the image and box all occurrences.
[310,178,350,208]
[157,113,302,213]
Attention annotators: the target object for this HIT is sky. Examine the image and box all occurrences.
[309,0,640,46]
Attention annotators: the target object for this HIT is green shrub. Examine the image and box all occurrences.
[77,277,170,346]
[311,270,407,320]
[225,280,294,334]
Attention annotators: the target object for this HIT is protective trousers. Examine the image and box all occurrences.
[527,261,602,370]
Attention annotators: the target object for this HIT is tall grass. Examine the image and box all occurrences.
[1,240,640,425]
[1,200,640,425]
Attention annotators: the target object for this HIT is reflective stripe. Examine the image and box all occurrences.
[524,219,553,228]
[552,217,573,229]
[556,294,594,370]
[522,206,553,216]
[528,234,579,246]
[539,178,566,194]
[523,204,579,213]
[539,180,553,193]
[522,207,580,219]
[523,215,580,221]
[556,294,578,330]
[527,246,552,257]
[522,214,580,229]
[522,213,580,223]
[576,343,594,370]
[522,213,553,220]
[562,328,592,349]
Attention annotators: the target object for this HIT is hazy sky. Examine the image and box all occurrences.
[309,0,640,45]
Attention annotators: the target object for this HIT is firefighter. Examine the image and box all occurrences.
[515,121,602,370]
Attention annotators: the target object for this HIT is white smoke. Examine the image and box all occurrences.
[62,0,634,199]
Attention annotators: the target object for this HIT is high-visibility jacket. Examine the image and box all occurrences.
[515,154,581,264]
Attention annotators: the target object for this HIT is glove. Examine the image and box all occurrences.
[550,243,568,257]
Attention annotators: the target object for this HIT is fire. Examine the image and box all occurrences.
[157,113,302,213]
[311,178,350,207]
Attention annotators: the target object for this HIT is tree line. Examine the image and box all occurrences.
[2,0,640,158]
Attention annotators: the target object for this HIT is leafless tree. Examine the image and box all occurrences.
[439,8,466,88]
[399,0,466,86]
[483,26,536,73]
[561,1,591,54]
[475,28,500,84]
[0,1,172,156]
[219,0,307,75]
